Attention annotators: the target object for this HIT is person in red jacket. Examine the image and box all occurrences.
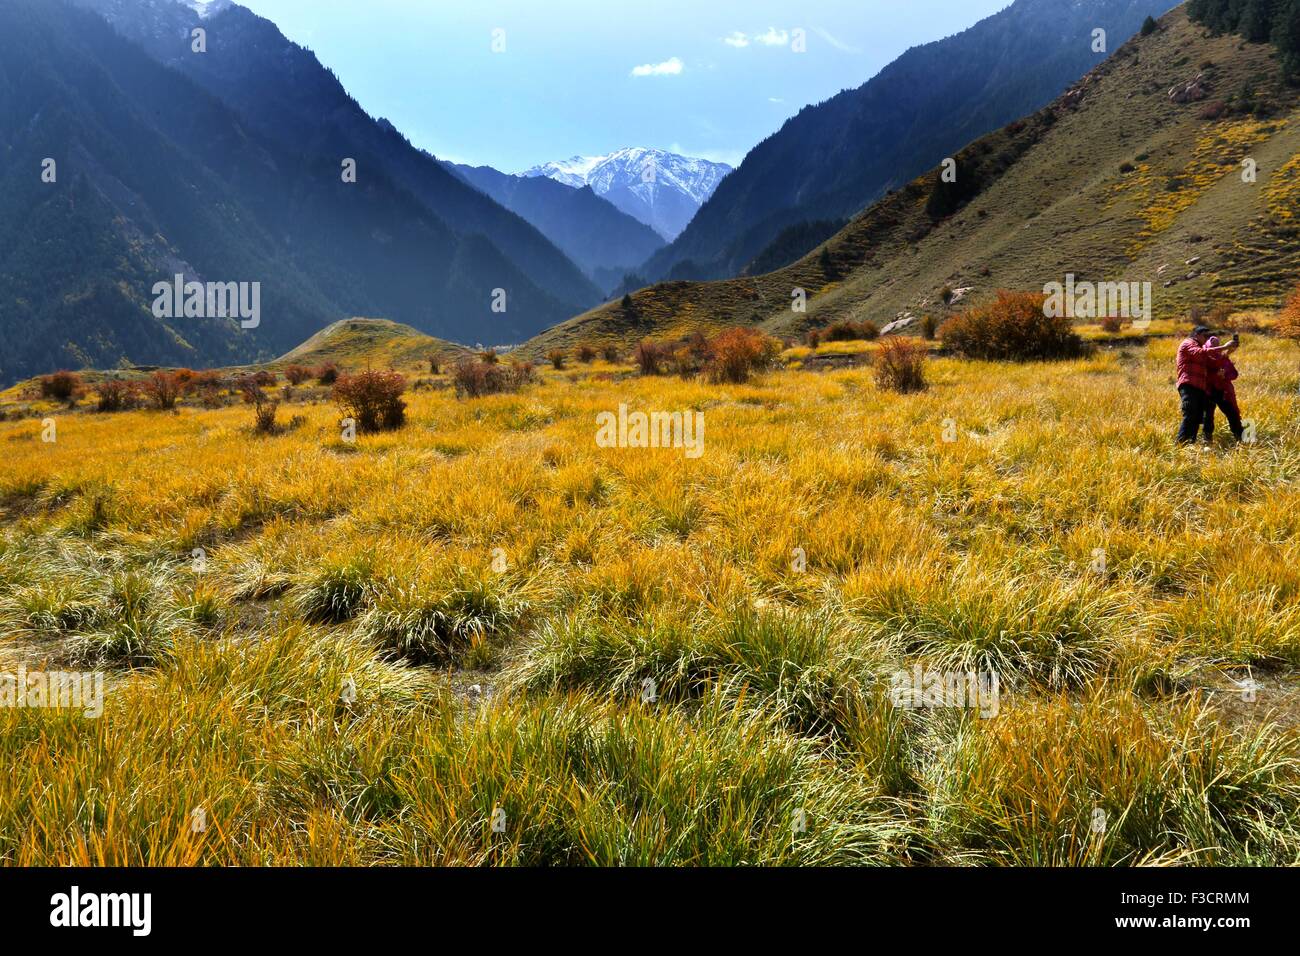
[1202,334,1245,442]
[1176,325,1238,445]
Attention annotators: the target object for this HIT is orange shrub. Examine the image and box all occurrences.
[1278,286,1300,340]
[315,362,340,385]
[141,371,183,410]
[284,365,312,385]
[704,328,780,384]
[634,340,674,376]
[451,356,534,398]
[39,371,82,402]
[333,370,408,433]
[575,344,597,364]
[191,370,227,390]
[1100,315,1124,334]
[822,320,880,342]
[941,290,1085,361]
[95,379,139,413]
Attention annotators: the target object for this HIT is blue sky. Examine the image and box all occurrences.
[237,0,1011,172]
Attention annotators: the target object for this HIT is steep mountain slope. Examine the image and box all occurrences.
[0,0,316,384]
[75,0,601,313]
[522,148,732,241]
[524,5,1300,357]
[0,0,590,386]
[443,162,665,290]
[643,0,1182,283]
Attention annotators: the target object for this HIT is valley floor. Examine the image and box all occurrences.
[2,337,1299,864]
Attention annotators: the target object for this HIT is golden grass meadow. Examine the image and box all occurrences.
[2,327,1299,866]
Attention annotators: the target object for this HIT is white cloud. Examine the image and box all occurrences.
[768,97,784,104]
[755,27,790,47]
[630,57,684,77]
[722,31,750,48]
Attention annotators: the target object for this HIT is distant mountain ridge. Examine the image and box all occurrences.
[643,0,1182,283]
[442,161,665,293]
[522,147,731,241]
[73,0,602,313]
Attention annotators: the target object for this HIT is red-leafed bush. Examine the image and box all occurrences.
[451,356,535,398]
[315,362,340,385]
[39,371,82,402]
[634,340,674,376]
[941,290,1085,361]
[141,371,183,410]
[191,370,227,391]
[704,327,781,384]
[333,369,408,432]
[96,379,139,413]
[1278,286,1300,341]
[284,365,312,385]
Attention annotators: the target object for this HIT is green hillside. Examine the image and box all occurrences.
[273,319,470,372]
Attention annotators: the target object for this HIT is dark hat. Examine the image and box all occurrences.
[1192,325,1212,335]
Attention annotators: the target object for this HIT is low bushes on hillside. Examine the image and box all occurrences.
[284,365,312,385]
[95,380,139,413]
[141,371,183,410]
[636,328,779,384]
[39,371,81,403]
[315,362,340,385]
[452,356,536,398]
[822,320,880,343]
[941,291,1085,361]
[875,338,929,393]
[333,369,408,433]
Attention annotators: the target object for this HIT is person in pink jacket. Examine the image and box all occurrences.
[1203,335,1244,442]
[1176,325,1238,444]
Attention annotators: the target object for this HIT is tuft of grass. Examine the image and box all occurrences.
[929,692,1300,865]
[294,554,378,624]
[356,566,536,664]
[369,693,915,865]
[509,606,893,739]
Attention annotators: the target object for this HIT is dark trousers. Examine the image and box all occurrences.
[1203,390,1244,442]
[1177,384,1210,444]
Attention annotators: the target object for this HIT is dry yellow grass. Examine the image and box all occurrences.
[1,332,1299,865]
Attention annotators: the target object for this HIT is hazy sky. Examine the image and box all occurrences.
[236,0,1012,172]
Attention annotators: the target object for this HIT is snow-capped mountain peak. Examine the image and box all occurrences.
[521,147,731,241]
[178,0,231,18]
